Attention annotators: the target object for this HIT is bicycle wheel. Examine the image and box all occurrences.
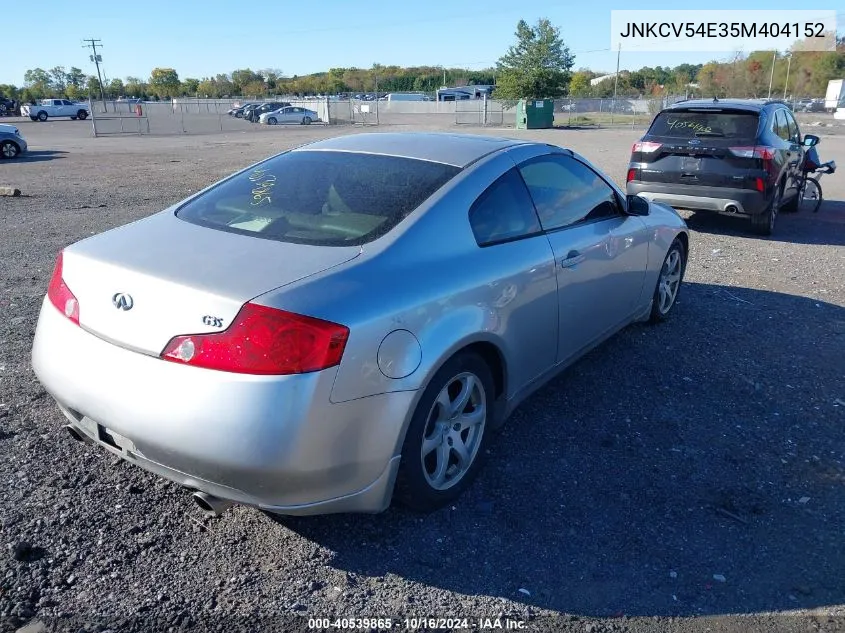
[799,177,822,213]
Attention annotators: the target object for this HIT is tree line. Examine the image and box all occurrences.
[1,23,842,104]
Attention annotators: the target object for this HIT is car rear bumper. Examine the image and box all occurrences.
[627,182,768,216]
[31,298,416,515]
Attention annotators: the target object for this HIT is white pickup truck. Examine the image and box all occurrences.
[21,99,90,122]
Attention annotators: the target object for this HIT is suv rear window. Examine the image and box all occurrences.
[176,151,460,246]
[650,110,759,139]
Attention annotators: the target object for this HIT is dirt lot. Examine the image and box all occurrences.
[1,118,844,633]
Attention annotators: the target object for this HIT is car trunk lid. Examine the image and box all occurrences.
[60,211,360,356]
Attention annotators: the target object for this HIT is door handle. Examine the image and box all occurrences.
[559,251,585,268]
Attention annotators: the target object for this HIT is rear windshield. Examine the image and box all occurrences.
[650,110,759,139]
[176,151,460,246]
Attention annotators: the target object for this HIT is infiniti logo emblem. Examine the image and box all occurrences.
[112,293,134,311]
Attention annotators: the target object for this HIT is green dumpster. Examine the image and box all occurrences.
[516,98,555,129]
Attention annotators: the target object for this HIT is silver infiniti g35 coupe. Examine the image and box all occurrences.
[31,133,689,517]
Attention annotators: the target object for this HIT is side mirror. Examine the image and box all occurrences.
[803,134,820,147]
[626,194,650,216]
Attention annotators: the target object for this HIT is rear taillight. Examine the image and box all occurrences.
[161,303,349,375]
[626,168,637,183]
[46,251,80,326]
[728,146,776,160]
[632,141,662,154]
[754,177,765,192]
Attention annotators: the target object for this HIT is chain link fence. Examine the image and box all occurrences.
[82,93,740,135]
[89,97,331,136]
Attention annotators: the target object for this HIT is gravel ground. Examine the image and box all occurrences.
[1,119,844,633]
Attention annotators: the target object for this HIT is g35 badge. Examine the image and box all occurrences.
[202,315,224,328]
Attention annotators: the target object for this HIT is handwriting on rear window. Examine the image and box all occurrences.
[248,167,276,206]
[666,119,712,134]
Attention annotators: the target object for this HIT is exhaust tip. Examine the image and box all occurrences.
[63,424,86,442]
[192,491,234,517]
[725,204,739,214]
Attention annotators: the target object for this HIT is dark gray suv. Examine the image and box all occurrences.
[626,99,809,235]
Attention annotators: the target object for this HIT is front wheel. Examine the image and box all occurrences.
[1,140,20,159]
[395,352,494,512]
[302,116,312,125]
[799,177,823,213]
[36,111,48,122]
[649,238,686,323]
[267,117,277,125]
[77,110,88,120]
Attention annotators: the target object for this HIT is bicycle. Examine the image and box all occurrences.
[797,160,836,213]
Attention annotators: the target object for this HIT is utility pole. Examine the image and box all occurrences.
[767,50,776,99]
[783,53,792,100]
[82,38,107,111]
[611,43,621,125]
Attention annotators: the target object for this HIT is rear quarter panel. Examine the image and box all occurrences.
[254,147,560,407]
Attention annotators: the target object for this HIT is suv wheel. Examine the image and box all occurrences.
[751,184,781,236]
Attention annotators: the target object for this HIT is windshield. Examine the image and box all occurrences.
[176,150,460,246]
[650,110,759,139]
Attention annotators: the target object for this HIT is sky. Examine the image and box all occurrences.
[3,0,843,86]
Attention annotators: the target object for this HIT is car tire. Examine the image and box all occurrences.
[395,352,495,512]
[77,110,88,120]
[302,116,311,125]
[781,182,799,213]
[267,117,277,125]
[1,140,20,159]
[750,183,781,236]
[37,111,48,122]
[649,238,686,323]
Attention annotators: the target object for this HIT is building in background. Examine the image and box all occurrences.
[436,85,495,101]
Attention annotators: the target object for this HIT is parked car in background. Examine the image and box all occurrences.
[0,123,27,159]
[31,132,688,517]
[228,103,257,118]
[21,99,90,122]
[0,97,18,116]
[260,106,320,125]
[244,102,291,122]
[627,98,807,236]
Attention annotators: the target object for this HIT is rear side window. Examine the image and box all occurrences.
[177,151,460,246]
[469,168,541,246]
[774,110,790,141]
[650,110,759,139]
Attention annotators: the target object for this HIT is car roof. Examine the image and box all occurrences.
[295,132,530,167]
[663,98,789,113]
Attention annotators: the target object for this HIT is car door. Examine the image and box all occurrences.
[517,154,650,365]
[467,166,558,390]
[280,107,299,123]
[783,109,805,189]
[772,109,798,187]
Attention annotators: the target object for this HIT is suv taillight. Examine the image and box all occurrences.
[728,146,776,160]
[729,146,777,174]
[632,141,662,154]
[46,251,80,326]
[161,303,349,375]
